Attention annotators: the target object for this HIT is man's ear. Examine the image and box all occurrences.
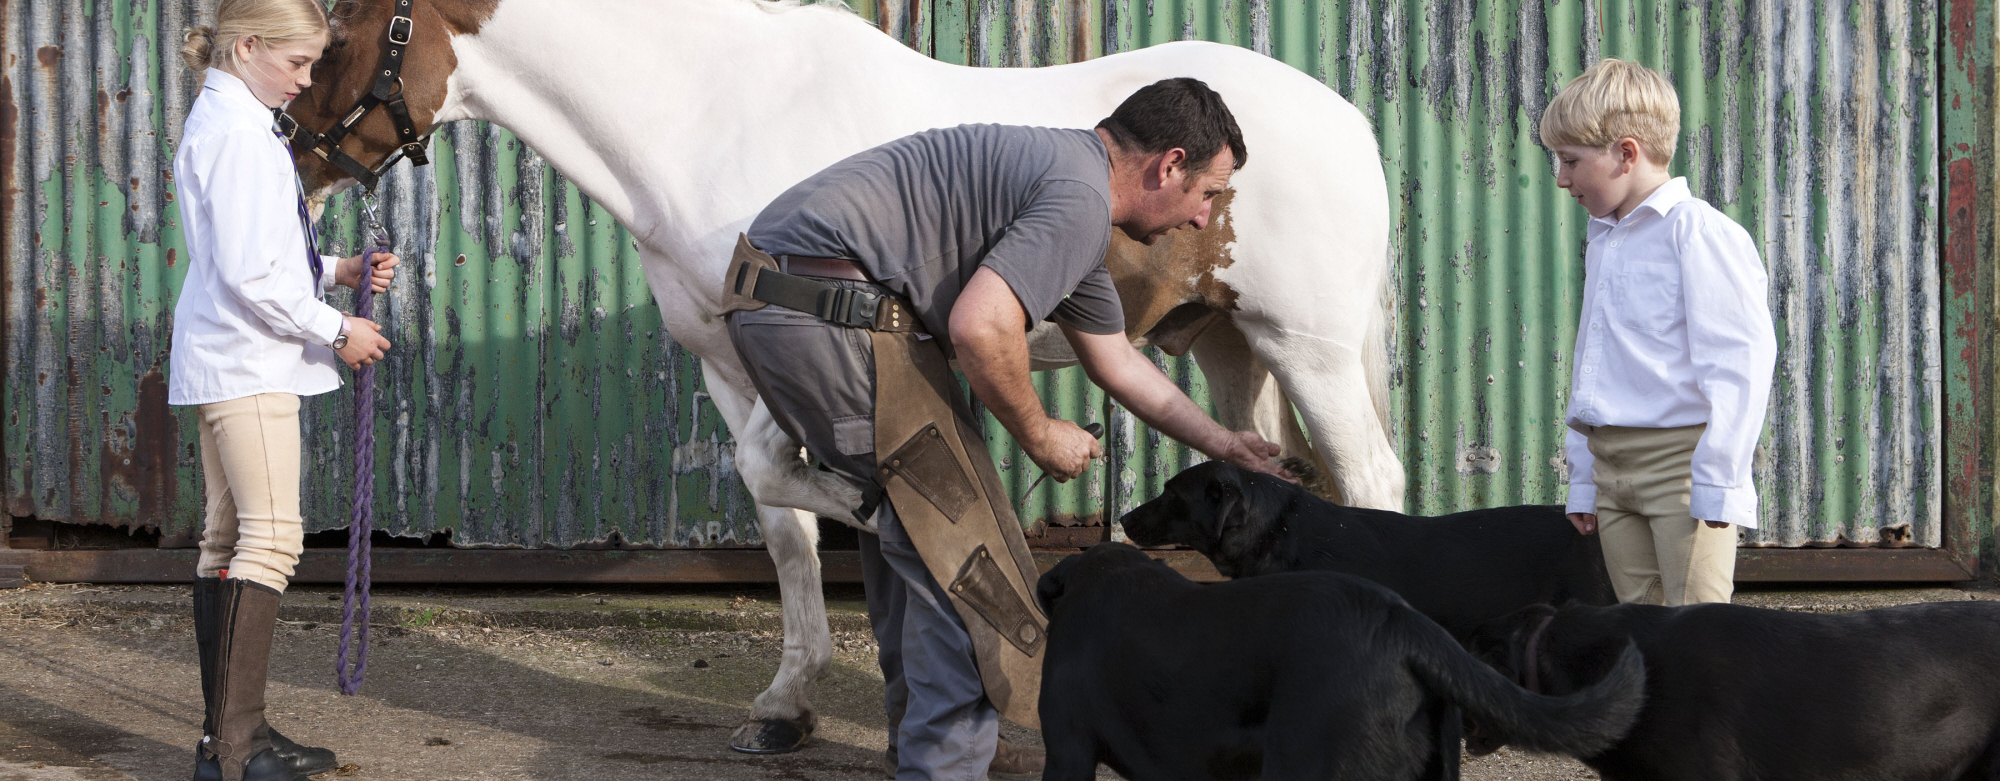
[1148,148,1188,189]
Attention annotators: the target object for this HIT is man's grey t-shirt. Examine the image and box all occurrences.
[747,124,1126,343]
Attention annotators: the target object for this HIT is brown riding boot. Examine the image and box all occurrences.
[192,578,334,781]
[198,579,305,781]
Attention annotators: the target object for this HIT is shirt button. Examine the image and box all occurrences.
[1584,367,1595,374]
[1610,241,1620,248]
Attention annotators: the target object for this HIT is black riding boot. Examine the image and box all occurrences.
[191,578,309,781]
[192,579,337,780]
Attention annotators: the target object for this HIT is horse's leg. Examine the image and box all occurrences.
[638,253,853,753]
[1237,321,1405,511]
[1187,320,1337,498]
[701,375,840,753]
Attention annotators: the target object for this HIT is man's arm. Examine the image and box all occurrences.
[949,267,1101,481]
[1061,324,1289,478]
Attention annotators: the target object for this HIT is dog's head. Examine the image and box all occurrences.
[1035,542,1167,621]
[1119,461,1291,578]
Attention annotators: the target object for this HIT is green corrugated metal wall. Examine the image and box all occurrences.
[3,0,1948,551]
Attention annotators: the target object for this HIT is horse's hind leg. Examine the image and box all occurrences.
[1188,319,1335,497]
[702,377,835,753]
[1241,321,1405,511]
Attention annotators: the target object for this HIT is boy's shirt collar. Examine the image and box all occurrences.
[1587,176,1693,240]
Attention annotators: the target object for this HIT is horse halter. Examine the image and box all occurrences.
[277,0,434,192]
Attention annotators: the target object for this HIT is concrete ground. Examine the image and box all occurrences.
[3,577,1995,781]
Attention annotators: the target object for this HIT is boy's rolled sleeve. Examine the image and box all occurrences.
[1678,213,1777,528]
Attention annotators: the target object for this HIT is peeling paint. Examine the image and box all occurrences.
[4,0,1953,552]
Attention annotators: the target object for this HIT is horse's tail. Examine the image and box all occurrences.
[1364,271,1394,441]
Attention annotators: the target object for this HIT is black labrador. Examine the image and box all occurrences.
[1469,600,2000,781]
[1120,461,1615,640]
[1034,543,1647,781]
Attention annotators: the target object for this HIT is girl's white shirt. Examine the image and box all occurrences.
[168,68,345,406]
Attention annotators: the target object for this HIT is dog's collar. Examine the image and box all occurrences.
[1522,614,1556,694]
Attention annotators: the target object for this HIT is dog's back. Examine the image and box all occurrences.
[1475,600,2000,781]
[1121,462,1615,639]
[1037,544,1644,781]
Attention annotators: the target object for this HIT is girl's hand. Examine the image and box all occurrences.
[336,252,400,293]
[336,316,392,369]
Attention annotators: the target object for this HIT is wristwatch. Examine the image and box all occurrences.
[331,320,351,350]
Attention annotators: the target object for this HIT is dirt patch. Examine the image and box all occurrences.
[4,579,1994,779]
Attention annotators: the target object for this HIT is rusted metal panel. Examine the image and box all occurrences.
[928,0,1946,549]
[2,0,758,548]
[11,546,1974,585]
[1938,0,1994,573]
[4,0,1956,560]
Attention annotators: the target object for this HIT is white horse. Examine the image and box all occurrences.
[295,0,1399,750]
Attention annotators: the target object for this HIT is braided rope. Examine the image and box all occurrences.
[335,246,386,696]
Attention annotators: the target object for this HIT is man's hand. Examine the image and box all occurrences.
[336,316,392,369]
[335,251,400,293]
[1218,430,1293,482]
[1023,418,1103,483]
[1568,512,1597,535]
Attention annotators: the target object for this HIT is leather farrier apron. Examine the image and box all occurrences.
[721,235,1048,728]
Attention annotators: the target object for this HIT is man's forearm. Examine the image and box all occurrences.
[1091,348,1233,458]
[955,321,1050,450]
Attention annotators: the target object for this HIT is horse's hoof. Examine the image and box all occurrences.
[729,715,815,754]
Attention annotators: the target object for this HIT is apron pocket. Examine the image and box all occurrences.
[876,423,978,522]
[949,545,1046,656]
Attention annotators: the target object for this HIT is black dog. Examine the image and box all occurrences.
[1034,543,1646,781]
[1469,600,2000,780]
[1121,461,1615,640]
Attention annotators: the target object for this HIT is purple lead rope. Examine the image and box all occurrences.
[336,245,386,695]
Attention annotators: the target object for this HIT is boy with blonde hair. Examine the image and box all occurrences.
[1542,59,1776,606]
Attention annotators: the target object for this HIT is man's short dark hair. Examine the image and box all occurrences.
[1096,78,1247,175]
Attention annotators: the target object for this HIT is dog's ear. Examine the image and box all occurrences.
[1036,554,1077,615]
[1202,467,1249,543]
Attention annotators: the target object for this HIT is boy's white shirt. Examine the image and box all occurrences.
[1563,177,1778,528]
[168,68,346,406]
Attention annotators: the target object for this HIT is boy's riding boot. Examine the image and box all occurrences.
[195,578,307,781]
[191,578,337,780]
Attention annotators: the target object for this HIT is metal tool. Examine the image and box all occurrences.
[1021,422,1104,495]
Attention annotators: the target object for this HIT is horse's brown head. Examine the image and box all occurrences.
[289,0,495,196]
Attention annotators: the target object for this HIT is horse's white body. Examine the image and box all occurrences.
[419,0,1400,734]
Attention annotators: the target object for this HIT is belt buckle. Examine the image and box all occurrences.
[821,287,880,328]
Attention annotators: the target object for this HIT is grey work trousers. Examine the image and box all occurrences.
[727,280,1000,781]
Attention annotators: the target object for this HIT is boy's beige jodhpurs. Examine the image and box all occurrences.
[1583,423,1738,606]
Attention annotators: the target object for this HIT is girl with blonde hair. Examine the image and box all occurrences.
[173,1,400,779]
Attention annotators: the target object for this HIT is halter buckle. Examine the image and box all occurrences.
[387,16,415,46]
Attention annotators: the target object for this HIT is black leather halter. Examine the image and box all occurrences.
[277,0,433,192]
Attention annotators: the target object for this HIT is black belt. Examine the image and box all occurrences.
[731,259,919,333]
